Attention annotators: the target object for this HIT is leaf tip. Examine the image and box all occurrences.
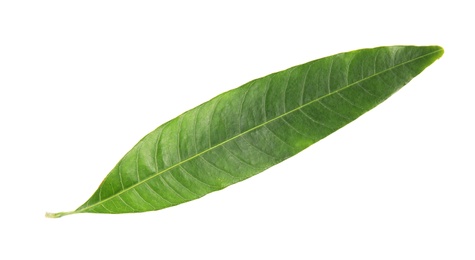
[434,45,444,58]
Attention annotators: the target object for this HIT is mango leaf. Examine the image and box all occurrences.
[46,45,443,218]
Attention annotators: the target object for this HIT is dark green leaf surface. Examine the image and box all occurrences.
[47,45,443,218]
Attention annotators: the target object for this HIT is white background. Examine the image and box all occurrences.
[1,0,474,259]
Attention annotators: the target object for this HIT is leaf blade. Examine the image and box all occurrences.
[50,45,443,217]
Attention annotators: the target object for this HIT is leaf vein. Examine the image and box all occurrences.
[264,125,295,149]
[160,175,187,200]
[144,183,173,205]
[167,169,199,196]
[118,194,135,212]
[299,63,312,105]
[299,109,334,130]
[199,156,239,179]
[221,143,258,170]
[179,165,215,188]
[133,189,155,209]
[281,117,314,139]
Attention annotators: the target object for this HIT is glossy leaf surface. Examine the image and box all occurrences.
[47,45,443,218]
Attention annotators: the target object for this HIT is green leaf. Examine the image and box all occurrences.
[46,45,443,218]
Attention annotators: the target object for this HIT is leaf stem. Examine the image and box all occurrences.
[45,211,75,218]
